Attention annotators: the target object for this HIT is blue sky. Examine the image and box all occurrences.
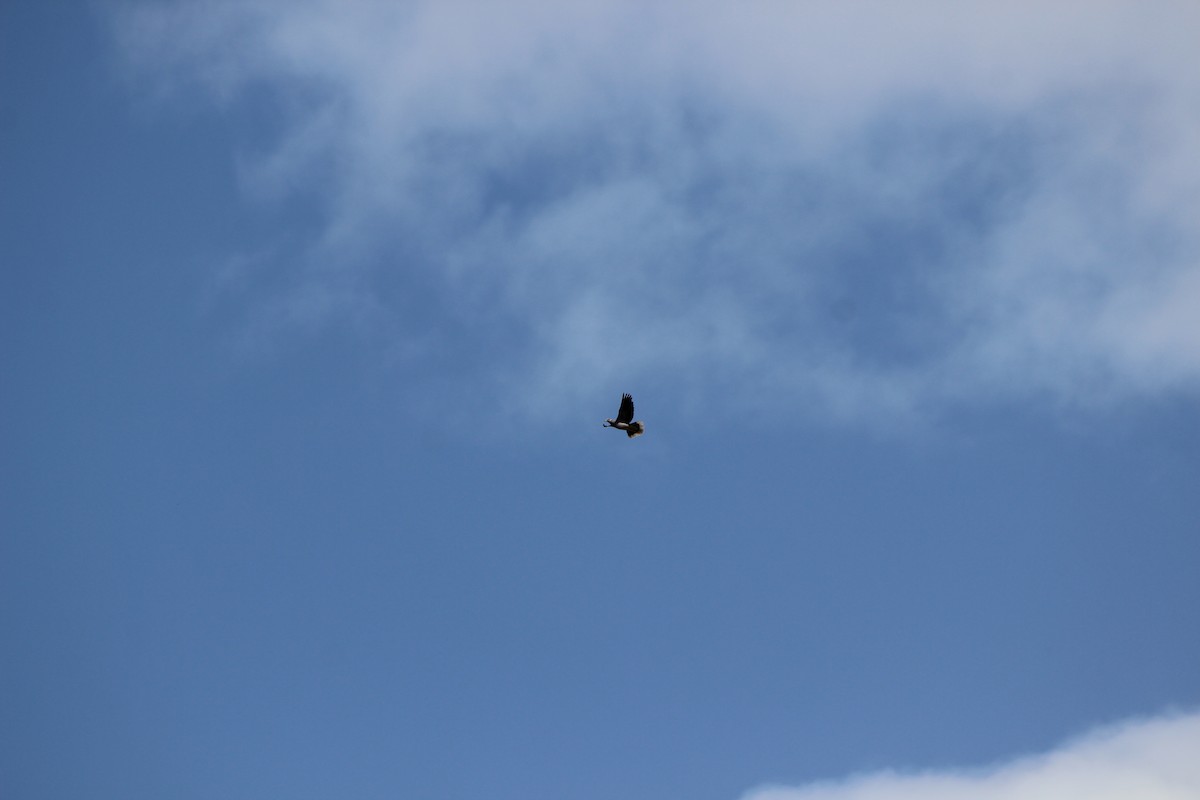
[2,2,1199,799]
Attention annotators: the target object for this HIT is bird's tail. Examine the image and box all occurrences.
[626,421,645,438]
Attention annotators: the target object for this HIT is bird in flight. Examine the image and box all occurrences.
[603,393,645,438]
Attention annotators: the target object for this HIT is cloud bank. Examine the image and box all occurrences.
[744,710,1200,800]
[110,1,1200,424]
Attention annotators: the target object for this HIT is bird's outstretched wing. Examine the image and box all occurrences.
[616,393,635,424]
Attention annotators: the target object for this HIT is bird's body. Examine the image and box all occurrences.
[604,393,645,438]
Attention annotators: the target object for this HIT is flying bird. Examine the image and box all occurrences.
[604,393,645,438]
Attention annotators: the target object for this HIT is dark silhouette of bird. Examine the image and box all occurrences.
[603,393,645,438]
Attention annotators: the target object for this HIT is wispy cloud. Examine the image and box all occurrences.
[109,1,1200,425]
[742,710,1200,800]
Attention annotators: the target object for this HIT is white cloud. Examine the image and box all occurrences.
[109,1,1200,425]
[742,710,1200,800]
